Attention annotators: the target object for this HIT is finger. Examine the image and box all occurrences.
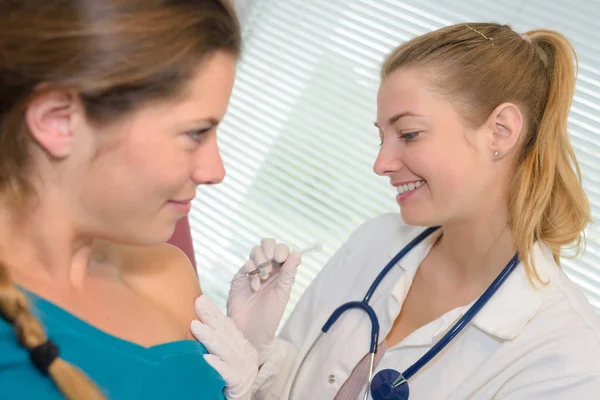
[259,261,273,280]
[241,259,265,289]
[251,274,261,291]
[252,246,270,285]
[273,243,290,264]
[194,295,227,332]
[248,244,259,259]
[190,319,214,344]
[190,320,234,362]
[252,245,268,266]
[245,259,257,275]
[203,354,235,383]
[261,238,276,260]
[278,251,302,287]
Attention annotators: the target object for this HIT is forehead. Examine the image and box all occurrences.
[169,51,237,120]
[99,52,237,135]
[376,68,454,126]
[127,51,237,125]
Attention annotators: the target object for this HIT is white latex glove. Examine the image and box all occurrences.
[227,238,302,365]
[191,295,259,400]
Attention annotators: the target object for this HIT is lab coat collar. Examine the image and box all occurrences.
[388,232,555,342]
[392,226,442,277]
[467,244,555,340]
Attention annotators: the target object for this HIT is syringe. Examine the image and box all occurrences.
[230,241,322,282]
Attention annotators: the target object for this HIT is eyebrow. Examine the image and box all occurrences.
[373,111,424,128]
[192,118,221,128]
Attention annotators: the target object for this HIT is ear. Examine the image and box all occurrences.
[486,102,523,159]
[25,90,77,159]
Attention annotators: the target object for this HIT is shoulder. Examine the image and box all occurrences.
[511,282,600,376]
[116,243,201,337]
[530,244,600,340]
[496,296,600,398]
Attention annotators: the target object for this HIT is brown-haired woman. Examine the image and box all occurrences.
[0,1,262,399]
[225,23,600,399]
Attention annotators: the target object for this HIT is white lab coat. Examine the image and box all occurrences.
[253,213,600,399]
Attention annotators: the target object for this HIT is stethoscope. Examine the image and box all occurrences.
[288,226,520,400]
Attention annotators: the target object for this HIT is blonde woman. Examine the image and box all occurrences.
[223,23,600,399]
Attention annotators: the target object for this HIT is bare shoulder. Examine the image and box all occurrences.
[117,243,201,338]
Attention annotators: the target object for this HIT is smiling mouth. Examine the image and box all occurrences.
[169,196,195,204]
[170,200,192,204]
[396,180,425,195]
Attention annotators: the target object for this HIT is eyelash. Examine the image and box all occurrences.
[379,131,421,145]
[187,128,211,142]
[400,131,420,142]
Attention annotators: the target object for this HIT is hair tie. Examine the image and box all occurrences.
[29,339,60,375]
[521,33,532,44]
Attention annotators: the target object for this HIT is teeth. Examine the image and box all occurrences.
[397,180,425,195]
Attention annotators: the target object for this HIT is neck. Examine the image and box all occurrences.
[0,195,112,291]
[434,211,516,284]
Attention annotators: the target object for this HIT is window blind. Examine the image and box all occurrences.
[191,0,600,319]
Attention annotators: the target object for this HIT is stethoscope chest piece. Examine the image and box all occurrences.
[370,369,409,400]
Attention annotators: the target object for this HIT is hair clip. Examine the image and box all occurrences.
[465,24,494,46]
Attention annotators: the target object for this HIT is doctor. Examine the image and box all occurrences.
[211,22,600,399]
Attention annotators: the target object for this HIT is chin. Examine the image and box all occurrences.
[142,226,177,245]
[400,207,440,228]
[106,222,177,247]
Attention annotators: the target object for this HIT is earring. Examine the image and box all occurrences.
[493,150,500,157]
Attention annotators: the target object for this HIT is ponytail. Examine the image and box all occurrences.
[0,264,107,399]
[509,29,591,283]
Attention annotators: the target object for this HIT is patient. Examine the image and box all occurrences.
[0,1,257,399]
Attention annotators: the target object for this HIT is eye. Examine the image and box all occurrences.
[400,131,421,142]
[187,128,212,142]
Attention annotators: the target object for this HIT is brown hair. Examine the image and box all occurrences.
[0,0,241,398]
[382,23,591,283]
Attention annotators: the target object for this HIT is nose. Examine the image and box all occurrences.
[191,134,226,185]
[373,142,403,177]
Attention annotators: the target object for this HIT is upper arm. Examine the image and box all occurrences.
[151,243,203,324]
[496,374,600,399]
[120,243,202,339]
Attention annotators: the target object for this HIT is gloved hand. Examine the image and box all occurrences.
[227,239,302,365]
[191,295,259,400]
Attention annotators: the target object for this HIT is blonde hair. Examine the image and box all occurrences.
[382,23,591,283]
[0,0,240,397]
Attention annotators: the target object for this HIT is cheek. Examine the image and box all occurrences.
[133,151,193,194]
[424,148,480,196]
[93,144,188,199]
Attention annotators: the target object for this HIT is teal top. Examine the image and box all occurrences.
[0,289,226,399]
